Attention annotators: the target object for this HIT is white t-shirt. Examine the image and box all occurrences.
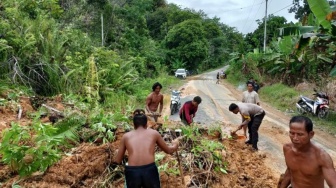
[242,90,260,104]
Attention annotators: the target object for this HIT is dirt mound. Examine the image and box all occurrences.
[2,142,119,188]
[222,139,278,187]
[0,96,33,128]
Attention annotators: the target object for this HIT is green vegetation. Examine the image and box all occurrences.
[0,118,80,176]
[180,126,228,183]
[0,0,245,97]
[259,83,300,111]
[0,7,246,170]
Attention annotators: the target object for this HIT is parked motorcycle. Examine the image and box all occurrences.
[170,90,181,115]
[296,89,330,119]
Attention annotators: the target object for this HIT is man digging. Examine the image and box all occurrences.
[179,96,202,126]
[114,109,180,188]
[229,103,265,151]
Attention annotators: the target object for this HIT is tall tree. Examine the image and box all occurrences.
[165,19,209,71]
[288,0,312,22]
[288,0,335,23]
[244,15,289,51]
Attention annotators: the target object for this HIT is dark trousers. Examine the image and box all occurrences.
[180,111,189,125]
[247,111,265,149]
[125,162,160,188]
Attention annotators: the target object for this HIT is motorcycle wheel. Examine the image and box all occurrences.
[317,108,329,119]
[296,100,305,115]
[171,104,177,115]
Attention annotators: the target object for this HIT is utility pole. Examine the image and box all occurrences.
[263,0,268,53]
[101,13,104,47]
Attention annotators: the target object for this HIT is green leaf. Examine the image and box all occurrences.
[307,0,332,30]
[330,65,336,76]
[317,54,333,63]
[220,168,228,174]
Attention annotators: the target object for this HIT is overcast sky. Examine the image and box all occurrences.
[166,0,297,34]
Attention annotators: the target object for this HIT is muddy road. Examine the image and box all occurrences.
[169,68,336,183]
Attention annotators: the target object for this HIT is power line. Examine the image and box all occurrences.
[246,1,264,33]
[242,0,257,33]
[270,3,294,14]
[245,2,294,34]
[222,1,265,13]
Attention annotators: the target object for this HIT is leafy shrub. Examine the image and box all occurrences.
[0,121,78,176]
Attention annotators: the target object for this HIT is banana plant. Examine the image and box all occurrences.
[279,26,317,37]
[263,36,301,84]
[307,0,332,31]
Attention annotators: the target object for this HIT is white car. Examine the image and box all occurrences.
[175,69,187,78]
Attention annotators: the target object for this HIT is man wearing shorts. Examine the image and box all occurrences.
[114,109,180,187]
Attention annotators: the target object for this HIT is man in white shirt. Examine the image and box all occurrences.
[242,82,260,105]
[241,82,260,139]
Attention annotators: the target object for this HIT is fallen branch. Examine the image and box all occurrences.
[176,150,185,186]
[41,104,64,116]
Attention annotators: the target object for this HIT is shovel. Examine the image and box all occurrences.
[230,126,247,140]
[146,113,162,130]
[230,127,241,136]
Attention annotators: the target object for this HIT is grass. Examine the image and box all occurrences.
[259,83,300,111]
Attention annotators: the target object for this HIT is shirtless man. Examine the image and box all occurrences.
[279,116,336,188]
[114,109,179,188]
[146,82,164,121]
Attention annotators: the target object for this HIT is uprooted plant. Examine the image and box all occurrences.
[179,125,228,186]
[77,109,132,144]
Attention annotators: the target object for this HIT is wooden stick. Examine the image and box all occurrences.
[176,150,185,186]
[17,105,22,120]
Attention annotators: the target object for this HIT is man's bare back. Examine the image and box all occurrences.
[115,127,177,166]
[114,109,178,187]
[123,128,161,166]
[146,92,163,113]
